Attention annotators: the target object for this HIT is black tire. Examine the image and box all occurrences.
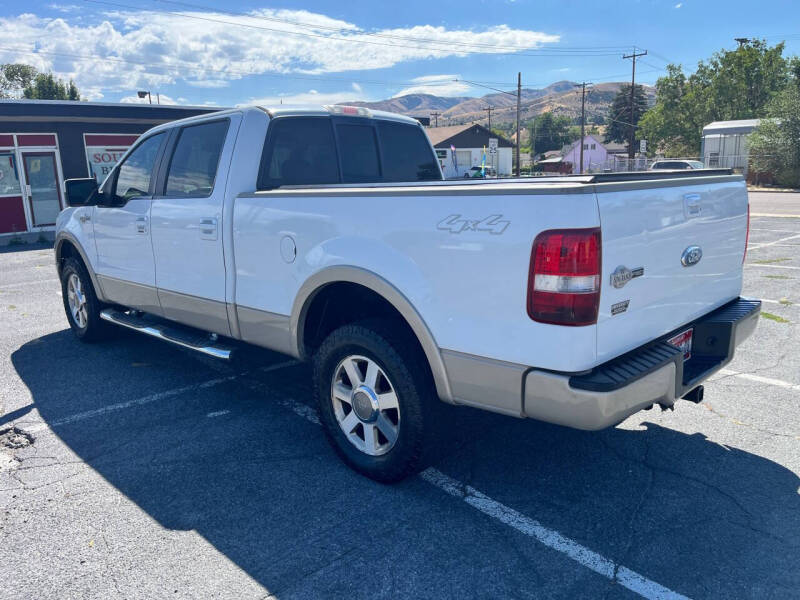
[313,319,437,483]
[59,256,111,342]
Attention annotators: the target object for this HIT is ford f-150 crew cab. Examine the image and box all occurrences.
[55,105,760,482]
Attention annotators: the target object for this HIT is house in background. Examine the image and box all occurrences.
[425,123,514,178]
[560,135,629,174]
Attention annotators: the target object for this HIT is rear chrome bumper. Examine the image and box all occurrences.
[523,297,761,430]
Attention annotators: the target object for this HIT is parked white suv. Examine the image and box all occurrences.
[55,105,760,481]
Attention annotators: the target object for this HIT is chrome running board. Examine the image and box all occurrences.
[100,308,235,360]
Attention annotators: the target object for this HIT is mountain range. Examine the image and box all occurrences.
[349,80,655,127]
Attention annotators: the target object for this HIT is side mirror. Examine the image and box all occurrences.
[65,178,99,207]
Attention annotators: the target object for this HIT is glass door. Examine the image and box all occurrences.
[21,152,63,227]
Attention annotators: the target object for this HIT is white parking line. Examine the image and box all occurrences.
[252,381,689,600]
[747,263,800,270]
[0,277,60,289]
[718,368,800,392]
[207,410,231,418]
[760,299,796,308]
[750,213,800,218]
[20,359,299,433]
[420,469,689,600]
[748,233,800,250]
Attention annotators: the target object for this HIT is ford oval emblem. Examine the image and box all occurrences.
[681,245,703,267]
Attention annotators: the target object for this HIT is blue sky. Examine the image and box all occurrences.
[1,0,799,106]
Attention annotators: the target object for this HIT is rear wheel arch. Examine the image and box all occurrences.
[292,267,453,403]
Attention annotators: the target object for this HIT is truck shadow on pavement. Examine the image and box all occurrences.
[10,330,800,599]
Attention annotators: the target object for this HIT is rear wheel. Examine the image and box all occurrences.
[60,257,111,342]
[313,320,436,482]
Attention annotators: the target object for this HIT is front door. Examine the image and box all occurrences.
[93,132,167,314]
[21,152,62,228]
[151,117,236,335]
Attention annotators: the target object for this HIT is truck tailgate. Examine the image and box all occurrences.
[595,176,748,363]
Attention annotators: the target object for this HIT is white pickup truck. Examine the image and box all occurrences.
[56,105,760,481]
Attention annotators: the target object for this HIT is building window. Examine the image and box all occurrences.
[591,144,596,150]
[583,144,589,150]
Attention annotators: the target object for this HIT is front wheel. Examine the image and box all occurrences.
[60,257,111,342]
[313,320,436,482]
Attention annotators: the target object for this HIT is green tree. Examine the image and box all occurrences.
[0,64,38,98]
[749,84,800,187]
[529,112,574,157]
[605,84,649,157]
[23,72,80,100]
[639,40,789,156]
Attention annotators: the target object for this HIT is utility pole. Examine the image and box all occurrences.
[623,48,647,161]
[531,116,536,166]
[430,111,441,127]
[515,72,521,177]
[484,106,493,131]
[578,82,591,174]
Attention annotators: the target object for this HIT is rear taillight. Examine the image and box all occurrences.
[743,203,750,263]
[527,228,601,326]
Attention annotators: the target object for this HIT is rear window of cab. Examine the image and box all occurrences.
[257,116,441,189]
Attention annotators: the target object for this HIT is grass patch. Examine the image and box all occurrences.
[763,274,792,279]
[752,257,792,265]
[762,311,790,323]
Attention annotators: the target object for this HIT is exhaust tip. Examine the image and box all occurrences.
[682,385,704,404]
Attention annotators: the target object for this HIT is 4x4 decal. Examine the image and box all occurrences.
[437,214,510,235]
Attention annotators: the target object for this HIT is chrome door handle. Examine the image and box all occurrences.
[135,215,148,233]
[199,217,218,240]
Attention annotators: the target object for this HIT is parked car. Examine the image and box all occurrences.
[464,165,497,178]
[650,159,705,170]
[56,105,759,482]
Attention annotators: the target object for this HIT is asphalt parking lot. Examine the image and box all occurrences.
[1,195,799,599]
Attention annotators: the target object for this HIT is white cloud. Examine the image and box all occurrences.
[674,3,683,7]
[0,10,560,99]
[392,74,471,97]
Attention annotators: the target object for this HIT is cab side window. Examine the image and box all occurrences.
[113,133,165,202]
[165,120,230,197]
[258,117,339,189]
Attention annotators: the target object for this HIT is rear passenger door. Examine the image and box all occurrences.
[150,115,240,335]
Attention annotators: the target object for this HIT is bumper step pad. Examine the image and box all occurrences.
[570,298,761,396]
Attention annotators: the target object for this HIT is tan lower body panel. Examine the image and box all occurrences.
[440,349,527,418]
[158,288,231,337]
[97,275,163,317]
[236,305,296,357]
